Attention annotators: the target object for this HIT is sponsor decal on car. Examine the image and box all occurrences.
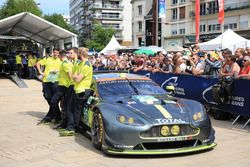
[155,118,186,124]
[157,136,191,142]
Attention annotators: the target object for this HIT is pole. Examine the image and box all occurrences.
[152,0,156,45]
[156,0,159,46]
[221,22,224,49]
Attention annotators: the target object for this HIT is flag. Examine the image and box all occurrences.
[218,0,224,24]
[195,0,200,43]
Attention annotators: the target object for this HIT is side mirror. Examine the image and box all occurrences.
[166,85,175,96]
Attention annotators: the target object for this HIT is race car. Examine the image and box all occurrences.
[80,73,216,155]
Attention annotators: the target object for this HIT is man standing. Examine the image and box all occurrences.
[36,49,62,124]
[60,47,93,136]
[50,50,72,126]
[57,47,79,131]
[15,53,23,77]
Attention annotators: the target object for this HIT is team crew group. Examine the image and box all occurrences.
[36,47,93,136]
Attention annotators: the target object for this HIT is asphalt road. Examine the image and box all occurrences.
[0,78,250,167]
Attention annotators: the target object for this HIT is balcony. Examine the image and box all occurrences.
[115,34,124,40]
[102,4,124,10]
[82,1,93,7]
[90,3,124,10]
[92,14,123,20]
[224,1,250,12]
[102,25,123,30]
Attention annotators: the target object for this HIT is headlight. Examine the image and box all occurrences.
[160,126,170,137]
[117,115,144,126]
[171,125,180,135]
[192,111,205,122]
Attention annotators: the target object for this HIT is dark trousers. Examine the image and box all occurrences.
[50,85,68,122]
[67,89,93,131]
[42,82,58,121]
[62,85,74,128]
[28,67,34,79]
[67,91,83,131]
[16,64,22,78]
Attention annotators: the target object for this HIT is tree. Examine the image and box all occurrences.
[0,0,42,19]
[43,14,78,34]
[85,24,116,51]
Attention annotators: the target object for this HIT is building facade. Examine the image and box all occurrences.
[163,0,250,48]
[131,0,250,48]
[70,0,132,46]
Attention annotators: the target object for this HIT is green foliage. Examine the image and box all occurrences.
[0,0,42,19]
[85,24,116,51]
[43,14,78,34]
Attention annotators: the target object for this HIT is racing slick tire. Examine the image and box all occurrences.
[91,110,104,150]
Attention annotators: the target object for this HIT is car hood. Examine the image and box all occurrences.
[103,95,192,125]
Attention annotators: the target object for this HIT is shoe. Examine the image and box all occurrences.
[59,129,76,137]
[53,124,66,130]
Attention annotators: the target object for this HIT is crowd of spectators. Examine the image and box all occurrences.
[90,45,250,80]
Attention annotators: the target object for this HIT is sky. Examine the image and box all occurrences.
[0,0,70,16]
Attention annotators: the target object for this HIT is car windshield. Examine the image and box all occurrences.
[97,79,166,98]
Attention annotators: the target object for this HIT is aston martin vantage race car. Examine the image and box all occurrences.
[80,73,216,155]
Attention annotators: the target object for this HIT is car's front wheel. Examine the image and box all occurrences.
[91,110,104,150]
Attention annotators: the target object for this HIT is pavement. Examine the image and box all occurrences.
[0,78,250,167]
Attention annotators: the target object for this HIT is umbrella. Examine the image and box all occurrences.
[134,49,155,55]
[141,46,166,53]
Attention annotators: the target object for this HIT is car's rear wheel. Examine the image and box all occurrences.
[91,110,104,150]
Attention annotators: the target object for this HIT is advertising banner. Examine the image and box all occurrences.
[159,0,166,18]
[131,71,250,117]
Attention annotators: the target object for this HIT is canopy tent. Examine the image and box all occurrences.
[199,29,250,52]
[0,12,78,48]
[165,44,184,52]
[99,35,121,55]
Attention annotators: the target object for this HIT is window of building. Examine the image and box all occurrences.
[208,24,221,32]
[240,21,248,29]
[208,1,218,14]
[179,7,185,19]
[200,24,206,32]
[200,3,206,15]
[172,8,178,20]
[180,0,186,3]
[179,28,185,35]
[138,5,142,15]
[172,0,178,5]
[172,30,177,35]
[224,23,237,30]
[138,21,142,32]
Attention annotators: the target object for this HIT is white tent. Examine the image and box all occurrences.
[100,35,121,55]
[0,12,78,46]
[199,29,250,52]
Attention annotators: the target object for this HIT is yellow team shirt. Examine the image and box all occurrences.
[58,59,72,87]
[74,60,93,94]
[38,57,62,83]
[28,57,37,67]
[70,59,81,86]
[16,55,22,64]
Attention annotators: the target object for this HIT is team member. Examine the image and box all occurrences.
[36,49,62,124]
[60,47,93,136]
[15,54,23,77]
[27,54,37,79]
[50,50,73,125]
[57,47,79,130]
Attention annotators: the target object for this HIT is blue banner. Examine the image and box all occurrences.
[131,70,250,117]
[159,0,166,18]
